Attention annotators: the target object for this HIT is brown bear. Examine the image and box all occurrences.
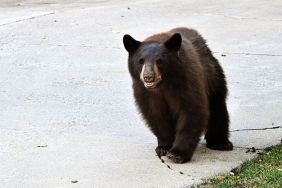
[123,27,233,163]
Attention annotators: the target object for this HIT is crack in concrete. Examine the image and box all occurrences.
[214,51,282,57]
[197,143,264,151]
[0,42,121,49]
[157,155,192,177]
[231,125,282,132]
[200,13,258,21]
[0,12,55,27]
[233,146,263,150]
[198,13,282,22]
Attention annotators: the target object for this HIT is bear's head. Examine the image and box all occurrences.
[123,33,182,89]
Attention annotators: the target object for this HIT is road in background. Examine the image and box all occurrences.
[0,0,281,187]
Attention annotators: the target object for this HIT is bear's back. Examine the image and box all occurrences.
[170,27,212,58]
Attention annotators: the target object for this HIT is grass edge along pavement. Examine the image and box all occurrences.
[195,144,282,188]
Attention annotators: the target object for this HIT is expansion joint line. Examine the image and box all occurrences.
[0,12,55,27]
[157,155,185,175]
[231,125,282,132]
[157,155,191,176]
[213,51,282,57]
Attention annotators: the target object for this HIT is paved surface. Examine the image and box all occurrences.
[0,0,281,187]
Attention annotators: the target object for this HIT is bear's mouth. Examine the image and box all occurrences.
[144,80,161,89]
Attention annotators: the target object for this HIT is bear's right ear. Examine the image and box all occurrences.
[123,34,141,53]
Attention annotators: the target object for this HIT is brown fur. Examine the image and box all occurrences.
[123,27,233,163]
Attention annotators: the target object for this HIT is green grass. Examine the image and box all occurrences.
[199,144,282,188]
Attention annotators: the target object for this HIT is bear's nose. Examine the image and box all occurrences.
[144,75,155,83]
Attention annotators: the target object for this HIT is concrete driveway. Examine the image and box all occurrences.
[0,0,281,187]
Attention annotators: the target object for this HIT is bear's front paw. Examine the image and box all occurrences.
[166,149,190,163]
[155,146,171,157]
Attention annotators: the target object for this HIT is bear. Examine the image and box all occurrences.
[123,27,233,163]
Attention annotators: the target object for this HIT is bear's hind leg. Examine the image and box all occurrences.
[205,94,233,150]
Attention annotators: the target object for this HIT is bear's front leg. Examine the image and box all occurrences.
[142,112,174,157]
[136,95,175,157]
[151,120,175,157]
[167,110,209,163]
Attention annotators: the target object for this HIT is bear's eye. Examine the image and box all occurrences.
[139,58,145,65]
[156,59,162,66]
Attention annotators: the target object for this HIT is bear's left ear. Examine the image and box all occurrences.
[164,33,182,51]
[123,34,141,53]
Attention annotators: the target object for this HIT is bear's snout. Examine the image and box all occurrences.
[143,74,155,83]
[140,63,162,89]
